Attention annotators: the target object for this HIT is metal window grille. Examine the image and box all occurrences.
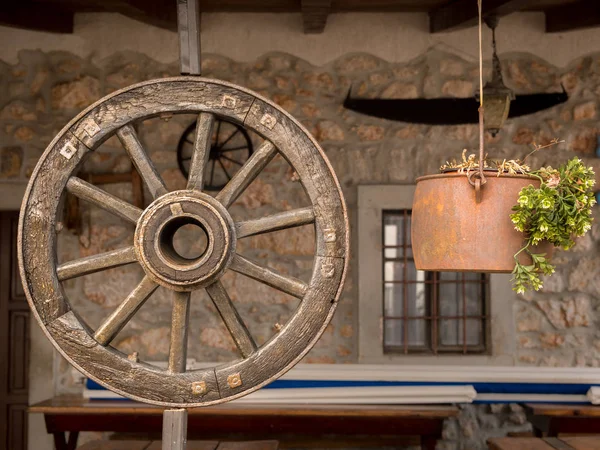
[382,210,490,354]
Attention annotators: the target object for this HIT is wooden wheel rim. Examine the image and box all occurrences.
[18,77,349,407]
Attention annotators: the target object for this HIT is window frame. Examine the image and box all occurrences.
[357,185,516,365]
[381,209,491,355]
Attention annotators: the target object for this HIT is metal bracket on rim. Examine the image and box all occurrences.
[178,0,201,75]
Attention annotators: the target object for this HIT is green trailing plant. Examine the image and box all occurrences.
[510,157,596,294]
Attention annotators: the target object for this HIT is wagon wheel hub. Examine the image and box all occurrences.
[134,190,235,291]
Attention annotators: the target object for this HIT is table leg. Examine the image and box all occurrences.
[53,432,68,450]
[67,431,80,450]
[422,435,438,450]
[54,431,79,450]
[547,420,560,438]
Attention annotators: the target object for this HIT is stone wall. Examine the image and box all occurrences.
[2,48,600,449]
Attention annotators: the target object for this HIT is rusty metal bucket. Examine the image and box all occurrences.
[411,171,553,273]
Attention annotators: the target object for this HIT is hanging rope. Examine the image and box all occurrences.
[478,0,483,110]
[468,0,487,202]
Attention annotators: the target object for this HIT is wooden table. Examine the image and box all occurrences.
[488,436,600,449]
[29,396,458,450]
[523,403,600,437]
[78,440,279,449]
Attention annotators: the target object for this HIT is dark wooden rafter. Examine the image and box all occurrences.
[301,0,332,34]
[545,0,600,32]
[2,1,597,36]
[429,0,541,33]
[0,4,74,33]
[10,0,177,32]
[111,0,178,31]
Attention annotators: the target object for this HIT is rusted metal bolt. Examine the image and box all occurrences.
[324,228,336,242]
[227,373,242,388]
[191,381,207,395]
[221,95,236,109]
[260,114,276,129]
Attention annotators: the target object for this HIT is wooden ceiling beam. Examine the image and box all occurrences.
[27,0,177,31]
[429,0,540,33]
[121,0,177,31]
[545,0,600,32]
[301,0,332,34]
[0,4,74,33]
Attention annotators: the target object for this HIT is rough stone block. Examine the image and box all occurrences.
[441,80,474,98]
[335,54,382,74]
[440,59,465,76]
[51,75,101,110]
[574,101,597,121]
[381,81,418,99]
[0,146,23,178]
[536,295,591,329]
[0,100,38,121]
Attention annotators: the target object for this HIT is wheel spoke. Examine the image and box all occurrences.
[67,177,142,224]
[117,124,168,198]
[220,155,243,166]
[168,291,191,373]
[216,140,277,208]
[94,276,158,346]
[206,281,257,358]
[215,118,222,143]
[187,112,215,191]
[217,158,232,181]
[216,129,239,150]
[57,246,138,281]
[219,145,248,152]
[209,158,216,187]
[236,207,315,239]
[230,254,308,299]
[185,138,193,145]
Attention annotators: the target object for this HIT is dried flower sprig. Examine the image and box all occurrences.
[440,139,565,175]
[492,159,531,176]
[440,149,489,172]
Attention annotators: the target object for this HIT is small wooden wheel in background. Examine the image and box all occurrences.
[177,118,254,191]
[18,77,348,407]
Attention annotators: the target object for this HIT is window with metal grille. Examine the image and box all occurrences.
[383,210,490,354]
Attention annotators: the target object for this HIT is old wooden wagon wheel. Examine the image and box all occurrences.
[177,117,254,191]
[18,77,348,407]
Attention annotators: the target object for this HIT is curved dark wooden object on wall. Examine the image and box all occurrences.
[343,89,568,125]
[18,77,349,408]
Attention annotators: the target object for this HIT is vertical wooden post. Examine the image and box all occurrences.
[177,0,201,75]
[162,408,188,450]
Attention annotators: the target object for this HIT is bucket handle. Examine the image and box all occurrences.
[468,171,484,204]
